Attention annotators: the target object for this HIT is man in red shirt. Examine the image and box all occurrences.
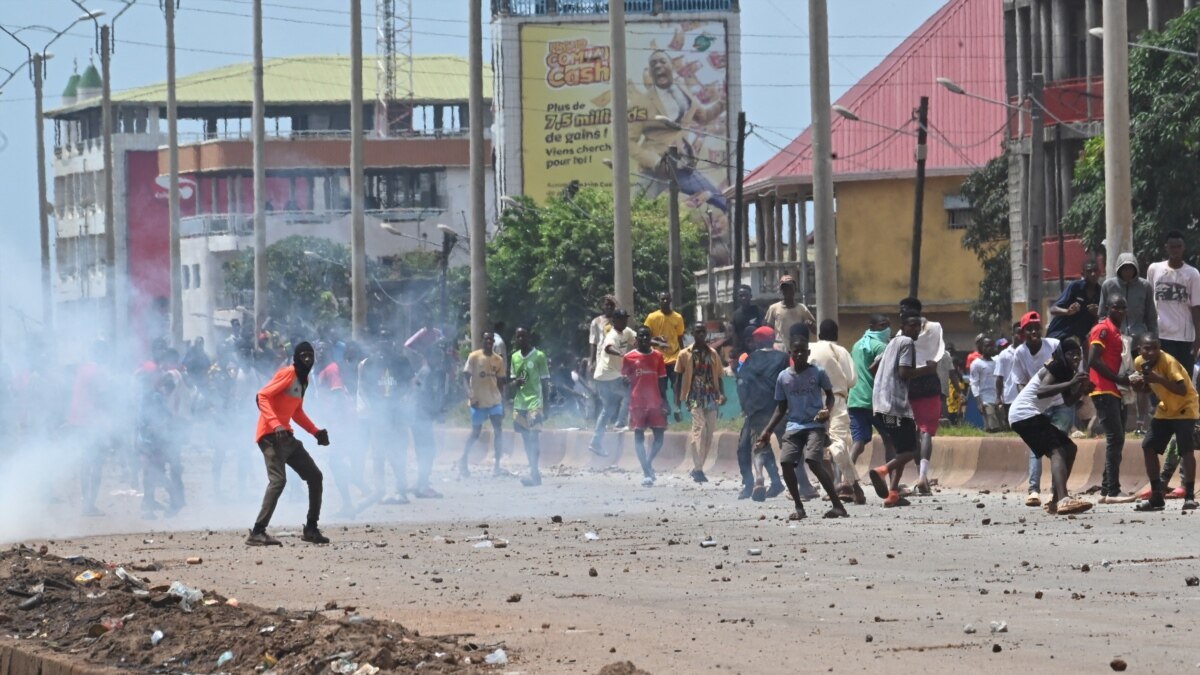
[248,341,332,546]
[1088,295,1132,504]
[622,327,669,487]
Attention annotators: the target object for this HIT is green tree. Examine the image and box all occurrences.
[1064,8,1200,259]
[224,235,353,335]
[482,188,706,358]
[960,154,1012,334]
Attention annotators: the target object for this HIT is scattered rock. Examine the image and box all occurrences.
[506,593,522,603]
[1186,576,1199,587]
[992,644,1002,653]
[964,624,977,634]
[588,568,598,577]
[865,634,873,643]
[990,621,1008,634]
[1081,564,1091,573]
[848,558,859,566]
[597,662,651,675]
[551,515,563,524]
[1034,591,1044,600]
[1110,658,1127,671]
[185,557,202,565]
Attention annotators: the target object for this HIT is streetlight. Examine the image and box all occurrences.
[832,104,919,136]
[937,77,1025,110]
[1088,26,1200,59]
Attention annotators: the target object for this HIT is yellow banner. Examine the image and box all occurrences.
[520,20,732,265]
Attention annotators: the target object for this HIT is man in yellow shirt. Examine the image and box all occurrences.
[458,331,508,478]
[645,291,687,419]
[1131,332,1199,511]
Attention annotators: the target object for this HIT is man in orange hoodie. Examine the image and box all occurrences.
[247,341,331,546]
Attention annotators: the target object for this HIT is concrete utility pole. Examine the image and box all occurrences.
[166,0,182,348]
[732,112,746,290]
[609,0,634,311]
[33,53,52,333]
[252,0,268,335]
[1028,74,1046,313]
[1103,0,1133,273]
[666,147,683,306]
[350,0,368,339]
[101,25,116,341]
[909,96,928,299]
[809,0,838,323]
[468,0,488,349]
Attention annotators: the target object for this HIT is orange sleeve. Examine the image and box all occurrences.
[257,367,294,432]
[292,403,320,436]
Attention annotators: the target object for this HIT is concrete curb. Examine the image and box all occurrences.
[435,426,1148,492]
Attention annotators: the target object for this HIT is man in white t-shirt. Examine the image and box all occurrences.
[588,309,637,456]
[899,297,945,495]
[1145,230,1200,375]
[967,337,999,431]
[808,319,863,503]
[588,295,619,372]
[994,322,1024,428]
[1008,311,1063,507]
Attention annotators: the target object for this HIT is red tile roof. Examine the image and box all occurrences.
[744,0,1007,193]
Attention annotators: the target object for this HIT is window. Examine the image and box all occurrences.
[944,194,973,230]
[192,264,201,289]
[183,265,190,290]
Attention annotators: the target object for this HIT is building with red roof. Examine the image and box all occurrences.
[697,0,1008,343]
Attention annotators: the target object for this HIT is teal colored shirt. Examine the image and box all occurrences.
[510,348,550,411]
[848,328,890,410]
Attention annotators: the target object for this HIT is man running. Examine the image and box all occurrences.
[623,326,669,486]
[899,297,944,495]
[511,327,550,487]
[867,311,938,507]
[459,331,508,478]
[1009,312,1060,506]
[1007,339,1094,515]
[848,314,894,464]
[736,326,789,500]
[808,319,864,503]
[1130,333,1199,511]
[757,328,849,520]
[247,341,330,546]
[676,321,726,483]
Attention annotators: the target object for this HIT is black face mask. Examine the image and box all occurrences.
[293,342,315,383]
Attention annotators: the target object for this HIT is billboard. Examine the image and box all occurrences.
[520,20,733,265]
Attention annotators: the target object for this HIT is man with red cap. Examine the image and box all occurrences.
[1006,311,1062,507]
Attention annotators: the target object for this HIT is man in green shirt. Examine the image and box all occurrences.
[511,327,551,487]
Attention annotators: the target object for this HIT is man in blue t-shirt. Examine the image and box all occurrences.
[756,327,849,521]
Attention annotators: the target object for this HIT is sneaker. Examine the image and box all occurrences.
[1169,486,1187,499]
[1134,498,1165,512]
[868,467,889,499]
[301,526,330,544]
[1136,484,1154,500]
[245,530,282,547]
[690,470,704,483]
[765,483,786,499]
[588,444,609,457]
[1025,491,1041,507]
[612,425,628,433]
[851,483,866,506]
[640,475,655,487]
[380,493,410,505]
[737,486,753,500]
[1183,499,1198,511]
[1055,497,1092,515]
[521,475,542,487]
[413,487,443,499]
[883,491,910,508]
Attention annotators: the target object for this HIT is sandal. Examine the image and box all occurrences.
[1134,499,1165,512]
[823,507,849,518]
[868,467,889,499]
[789,508,807,521]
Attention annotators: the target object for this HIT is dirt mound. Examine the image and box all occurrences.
[596,663,651,675]
[0,545,498,673]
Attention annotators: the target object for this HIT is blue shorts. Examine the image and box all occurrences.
[849,407,884,443]
[471,404,505,425]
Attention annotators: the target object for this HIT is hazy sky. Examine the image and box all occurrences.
[0,0,949,327]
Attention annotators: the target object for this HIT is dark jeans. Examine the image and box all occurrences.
[737,410,783,489]
[1161,339,1196,376]
[1093,394,1126,497]
[254,432,323,532]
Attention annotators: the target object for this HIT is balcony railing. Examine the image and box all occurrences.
[181,207,442,238]
[172,127,479,145]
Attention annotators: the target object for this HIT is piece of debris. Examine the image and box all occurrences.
[186,557,203,565]
[1110,658,1127,671]
[506,593,522,603]
[990,621,1008,634]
